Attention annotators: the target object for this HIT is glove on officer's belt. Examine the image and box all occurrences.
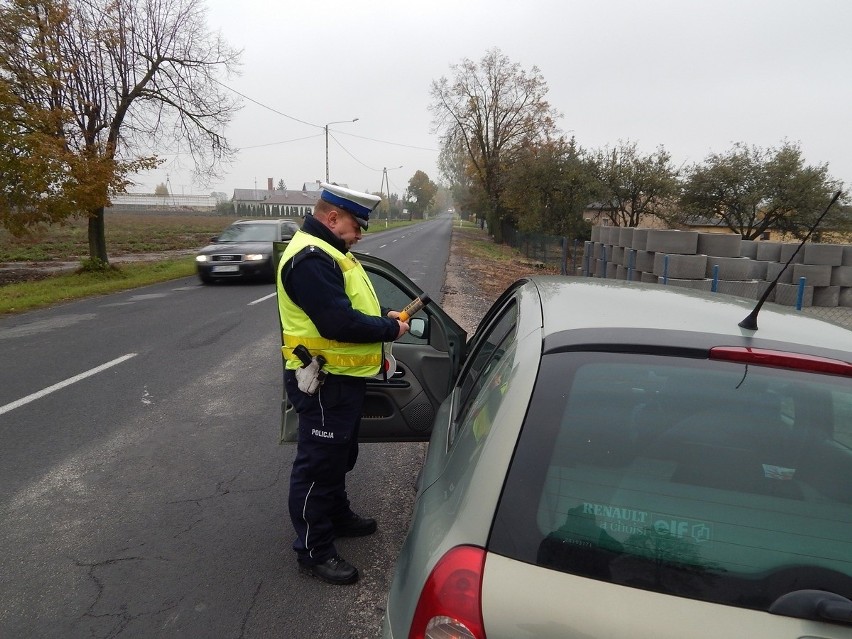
[293,344,327,395]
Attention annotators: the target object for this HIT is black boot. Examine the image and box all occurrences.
[298,555,359,585]
[332,513,377,538]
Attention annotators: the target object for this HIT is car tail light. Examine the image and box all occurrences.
[710,346,852,377]
[408,545,487,639]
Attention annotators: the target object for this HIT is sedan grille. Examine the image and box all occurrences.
[212,254,242,262]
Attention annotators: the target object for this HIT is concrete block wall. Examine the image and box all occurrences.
[586,226,852,308]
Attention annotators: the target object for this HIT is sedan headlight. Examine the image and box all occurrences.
[195,255,209,262]
[245,254,267,262]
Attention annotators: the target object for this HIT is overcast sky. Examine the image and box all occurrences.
[133,0,852,201]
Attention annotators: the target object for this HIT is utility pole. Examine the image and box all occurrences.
[381,168,389,227]
[324,118,359,182]
[381,165,403,227]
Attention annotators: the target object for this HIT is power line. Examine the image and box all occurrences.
[214,77,439,154]
[335,130,439,153]
[388,176,406,194]
[240,133,324,150]
[328,132,380,172]
[213,78,321,129]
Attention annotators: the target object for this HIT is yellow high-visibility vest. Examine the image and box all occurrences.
[277,231,383,377]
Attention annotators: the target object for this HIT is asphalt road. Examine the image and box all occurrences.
[0,215,453,638]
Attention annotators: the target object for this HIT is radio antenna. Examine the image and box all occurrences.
[738,190,843,331]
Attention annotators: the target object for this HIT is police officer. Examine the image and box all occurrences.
[276,182,409,585]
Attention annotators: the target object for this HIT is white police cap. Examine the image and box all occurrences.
[320,182,381,230]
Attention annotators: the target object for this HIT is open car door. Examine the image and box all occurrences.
[274,243,467,443]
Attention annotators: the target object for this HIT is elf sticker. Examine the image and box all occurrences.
[653,518,712,543]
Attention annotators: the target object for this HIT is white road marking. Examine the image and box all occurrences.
[127,293,170,301]
[248,292,276,306]
[0,353,137,416]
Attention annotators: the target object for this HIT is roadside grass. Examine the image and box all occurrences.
[0,258,196,315]
[464,227,527,263]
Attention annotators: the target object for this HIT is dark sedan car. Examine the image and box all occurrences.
[196,218,300,283]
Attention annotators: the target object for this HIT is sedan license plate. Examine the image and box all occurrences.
[211,264,240,273]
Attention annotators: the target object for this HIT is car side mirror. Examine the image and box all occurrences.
[409,317,426,339]
[210,236,218,243]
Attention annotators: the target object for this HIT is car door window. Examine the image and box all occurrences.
[366,271,429,346]
[456,339,516,443]
[449,301,517,445]
[281,222,300,240]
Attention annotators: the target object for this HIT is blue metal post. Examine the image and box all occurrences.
[662,254,669,284]
[627,249,636,282]
[796,276,806,310]
[602,245,608,279]
[711,265,719,293]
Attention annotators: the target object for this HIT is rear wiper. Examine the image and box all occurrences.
[770,589,852,625]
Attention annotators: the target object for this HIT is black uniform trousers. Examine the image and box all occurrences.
[284,370,366,565]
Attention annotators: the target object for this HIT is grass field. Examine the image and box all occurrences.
[0,211,238,262]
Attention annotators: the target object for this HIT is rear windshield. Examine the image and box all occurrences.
[490,351,852,611]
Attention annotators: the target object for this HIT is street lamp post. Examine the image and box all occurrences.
[324,118,359,182]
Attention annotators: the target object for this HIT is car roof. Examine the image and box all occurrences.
[527,276,852,358]
[232,218,297,225]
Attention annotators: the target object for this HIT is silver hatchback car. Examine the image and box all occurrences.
[275,252,852,637]
[362,276,852,639]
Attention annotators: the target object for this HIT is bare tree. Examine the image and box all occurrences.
[0,0,241,264]
[430,48,560,243]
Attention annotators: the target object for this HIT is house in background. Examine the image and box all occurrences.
[680,215,757,236]
[581,201,668,230]
[231,179,325,217]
